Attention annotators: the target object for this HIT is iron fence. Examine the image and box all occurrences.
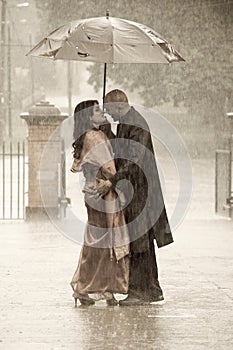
[215,149,232,217]
[0,141,27,220]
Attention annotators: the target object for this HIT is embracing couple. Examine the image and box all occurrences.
[70,89,173,306]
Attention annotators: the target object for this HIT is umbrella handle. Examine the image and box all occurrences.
[103,63,107,102]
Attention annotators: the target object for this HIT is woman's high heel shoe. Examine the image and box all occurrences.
[74,297,78,308]
[73,293,95,307]
[103,292,118,306]
[106,297,118,306]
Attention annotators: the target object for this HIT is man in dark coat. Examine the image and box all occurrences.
[97,89,173,305]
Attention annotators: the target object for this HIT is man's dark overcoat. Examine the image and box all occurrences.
[108,107,173,253]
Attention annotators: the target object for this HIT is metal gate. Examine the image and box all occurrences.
[0,141,27,220]
[215,149,232,217]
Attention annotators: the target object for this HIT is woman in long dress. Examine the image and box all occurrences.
[70,100,129,306]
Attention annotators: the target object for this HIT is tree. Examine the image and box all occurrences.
[34,0,233,134]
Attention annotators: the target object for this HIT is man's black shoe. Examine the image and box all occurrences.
[149,294,164,303]
[119,296,148,306]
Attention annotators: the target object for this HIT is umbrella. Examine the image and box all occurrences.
[27,11,185,100]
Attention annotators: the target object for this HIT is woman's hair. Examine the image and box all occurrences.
[73,100,98,140]
[72,100,98,159]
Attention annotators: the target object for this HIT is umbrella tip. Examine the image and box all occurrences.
[106,9,109,19]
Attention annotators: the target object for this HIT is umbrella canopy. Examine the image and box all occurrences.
[27,14,185,98]
[27,15,184,63]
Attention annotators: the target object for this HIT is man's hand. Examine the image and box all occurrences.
[96,179,112,196]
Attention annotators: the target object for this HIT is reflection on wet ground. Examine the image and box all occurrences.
[1,218,233,349]
[1,157,233,348]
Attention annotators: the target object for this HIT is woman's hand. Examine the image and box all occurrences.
[70,158,81,173]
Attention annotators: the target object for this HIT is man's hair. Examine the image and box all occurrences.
[104,89,128,103]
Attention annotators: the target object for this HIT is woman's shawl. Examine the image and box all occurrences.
[71,129,129,261]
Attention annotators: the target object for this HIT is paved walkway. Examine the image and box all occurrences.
[0,216,232,349]
[0,157,233,349]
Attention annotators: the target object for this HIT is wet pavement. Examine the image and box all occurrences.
[0,158,233,349]
[0,217,232,349]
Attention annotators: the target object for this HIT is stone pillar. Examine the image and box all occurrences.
[21,101,68,220]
